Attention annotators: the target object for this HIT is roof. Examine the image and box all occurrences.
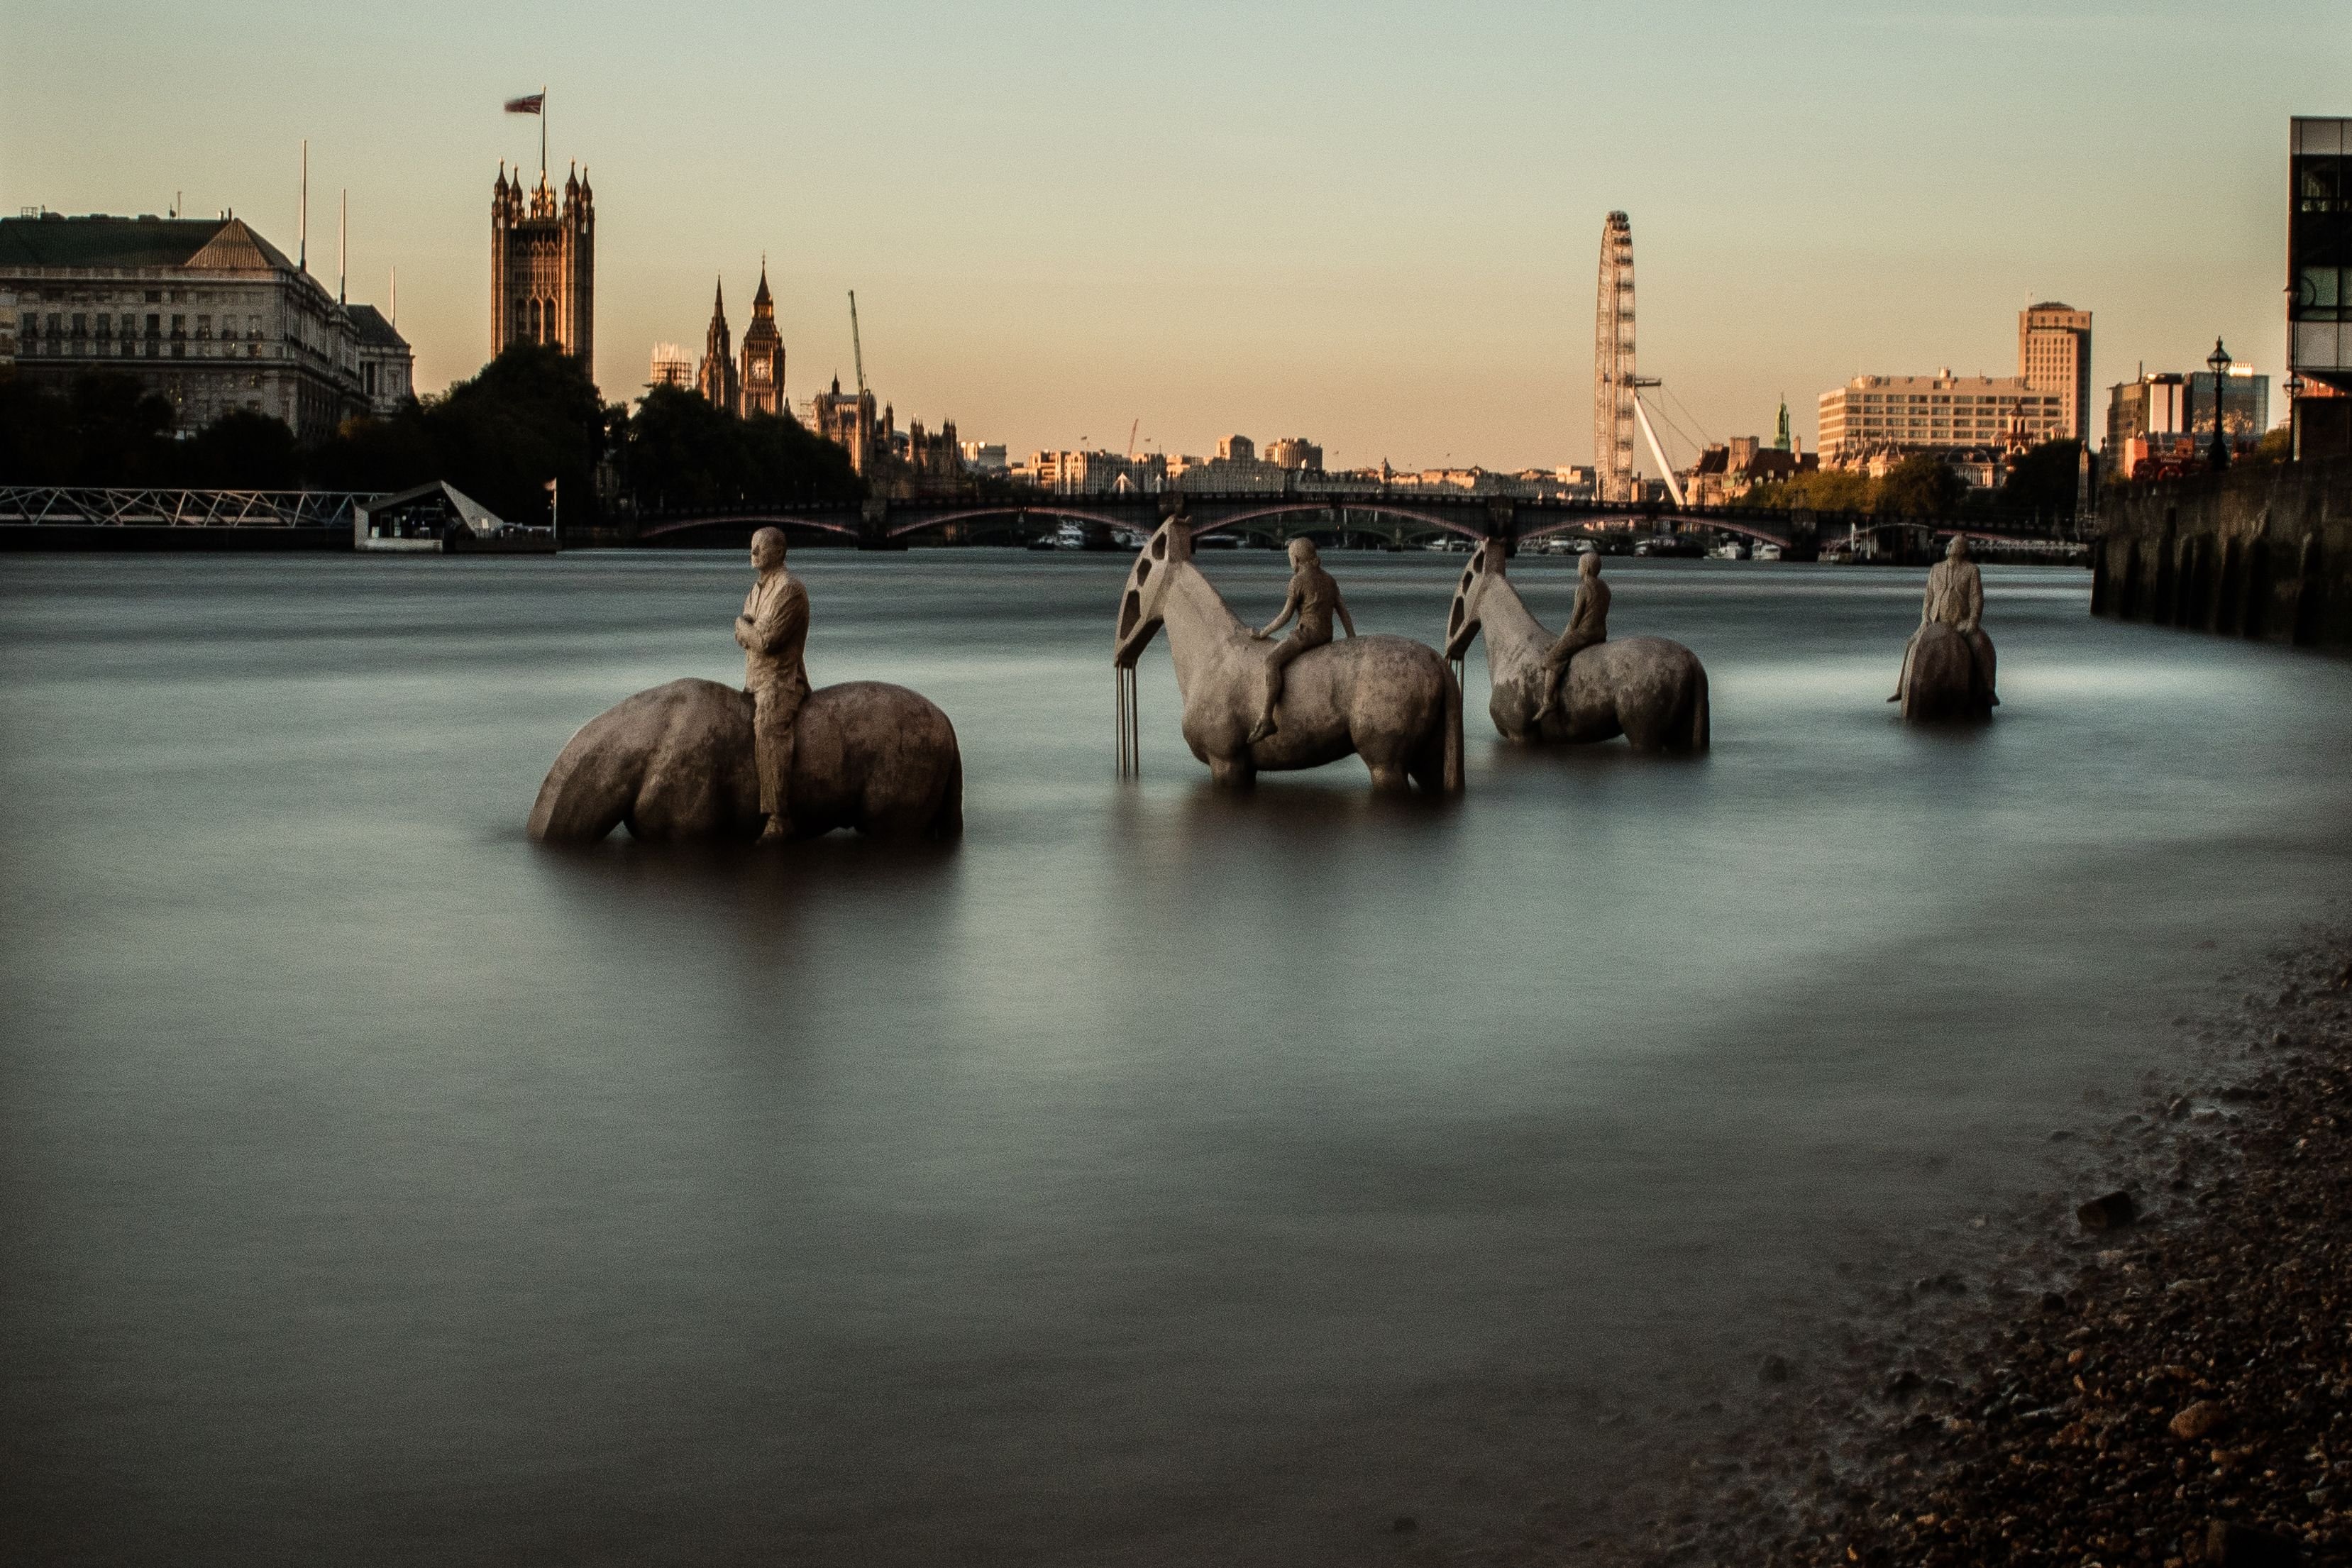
[1693,448,1730,475]
[346,304,408,351]
[363,482,506,534]
[1738,449,1818,480]
[0,213,295,272]
[184,217,297,272]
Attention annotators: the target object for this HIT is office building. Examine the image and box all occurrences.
[2019,302,2092,441]
[0,210,412,440]
[1265,436,1323,471]
[2288,116,2351,459]
[1817,371,2065,468]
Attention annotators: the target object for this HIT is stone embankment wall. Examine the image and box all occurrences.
[2092,453,2351,646]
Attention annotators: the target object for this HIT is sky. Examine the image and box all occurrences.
[4,1,2346,471]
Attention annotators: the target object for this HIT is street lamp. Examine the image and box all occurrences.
[2284,368,2306,463]
[2205,338,2232,471]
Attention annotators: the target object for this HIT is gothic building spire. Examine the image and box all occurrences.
[699,277,739,416]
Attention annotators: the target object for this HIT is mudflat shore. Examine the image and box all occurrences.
[1596,931,2352,1568]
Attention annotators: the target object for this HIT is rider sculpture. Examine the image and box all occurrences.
[1531,550,1609,725]
[735,526,812,843]
[1247,537,1356,744]
[1892,533,1998,712]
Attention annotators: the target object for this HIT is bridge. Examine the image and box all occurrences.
[631,487,2087,560]
[0,485,2088,561]
[0,486,373,532]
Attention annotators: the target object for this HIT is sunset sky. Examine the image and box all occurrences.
[5,0,2344,471]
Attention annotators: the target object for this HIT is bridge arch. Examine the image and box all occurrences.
[634,512,862,544]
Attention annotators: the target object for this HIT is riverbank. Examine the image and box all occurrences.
[1588,927,2351,1567]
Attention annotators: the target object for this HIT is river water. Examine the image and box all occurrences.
[4,548,2348,1565]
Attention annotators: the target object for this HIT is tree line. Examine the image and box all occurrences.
[0,344,864,526]
[1735,443,2085,521]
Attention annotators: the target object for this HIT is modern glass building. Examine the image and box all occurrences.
[2288,116,2351,458]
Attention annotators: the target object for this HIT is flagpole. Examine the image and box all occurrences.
[540,85,548,180]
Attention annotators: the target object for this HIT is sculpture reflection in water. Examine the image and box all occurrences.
[527,527,963,845]
[1892,534,1999,723]
[1112,517,1462,793]
[1442,540,1710,752]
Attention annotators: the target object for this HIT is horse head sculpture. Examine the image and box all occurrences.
[1442,539,1509,663]
[1114,517,1191,670]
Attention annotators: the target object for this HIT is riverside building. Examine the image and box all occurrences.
[2288,116,2351,460]
[1816,371,2065,468]
[0,210,412,439]
[2019,302,2092,441]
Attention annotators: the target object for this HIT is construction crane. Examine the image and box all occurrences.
[847,291,867,397]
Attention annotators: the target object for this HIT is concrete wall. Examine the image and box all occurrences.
[2091,454,2351,647]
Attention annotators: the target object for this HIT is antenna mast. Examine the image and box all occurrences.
[338,189,346,304]
[298,139,308,272]
[847,291,867,396]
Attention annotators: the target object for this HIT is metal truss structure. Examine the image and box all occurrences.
[0,488,373,531]
[1594,211,1638,504]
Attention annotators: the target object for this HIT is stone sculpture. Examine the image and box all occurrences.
[1247,538,1356,743]
[1441,540,1710,751]
[1531,549,1611,725]
[1892,534,1999,722]
[1112,518,1462,792]
[528,530,961,844]
[736,527,811,843]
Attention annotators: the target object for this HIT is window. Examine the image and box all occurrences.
[2297,265,2345,319]
[145,314,160,337]
[95,314,109,337]
[197,314,211,338]
[247,314,260,338]
[20,311,35,339]
[47,313,61,335]
[170,314,185,338]
[145,289,162,304]
[71,313,87,336]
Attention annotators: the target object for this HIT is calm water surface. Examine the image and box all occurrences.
[4,548,2348,1564]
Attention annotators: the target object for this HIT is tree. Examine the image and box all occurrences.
[619,386,861,512]
[0,373,177,485]
[1997,438,2080,520]
[1735,466,1872,513]
[181,409,300,488]
[1873,453,1963,519]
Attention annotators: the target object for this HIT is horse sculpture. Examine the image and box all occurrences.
[1896,624,1997,723]
[1112,519,1462,792]
[528,678,963,844]
[1441,540,1710,752]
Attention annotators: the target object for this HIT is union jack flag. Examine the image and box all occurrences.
[503,94,544,115]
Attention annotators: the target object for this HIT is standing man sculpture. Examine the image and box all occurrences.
[1531,549,1611,725]
[734,526,812,842]
[1891,533,1996,707]
[1247,537,1356,744]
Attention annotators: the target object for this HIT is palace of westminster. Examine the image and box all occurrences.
[491,155,958,485]
[0,150,955,485]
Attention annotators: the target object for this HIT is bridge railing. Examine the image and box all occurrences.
[0,487,377,530]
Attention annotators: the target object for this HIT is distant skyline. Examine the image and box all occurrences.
[4,1,2345,472]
